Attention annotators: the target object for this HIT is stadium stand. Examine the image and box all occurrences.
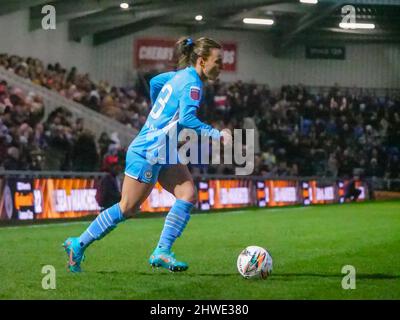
[1,53,399,178]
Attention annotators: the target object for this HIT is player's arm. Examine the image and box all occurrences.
[178,83,221,140]
[149,71,176,105]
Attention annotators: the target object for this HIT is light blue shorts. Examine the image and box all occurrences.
[125,150,163,184]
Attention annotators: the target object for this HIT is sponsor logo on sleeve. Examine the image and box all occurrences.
[190,86,200,101]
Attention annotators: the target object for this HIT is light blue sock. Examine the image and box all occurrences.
[157,199,194,251]
[79,203,125,249]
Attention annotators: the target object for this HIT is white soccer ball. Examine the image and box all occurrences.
[237,245,273,280]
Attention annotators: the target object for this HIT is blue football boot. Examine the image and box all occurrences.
[62,237,85,273]
[149,247,188,272]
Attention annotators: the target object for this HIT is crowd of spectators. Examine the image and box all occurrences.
[1,53,399,179]
[201,80,400,180]
[0,79,117,171]
[0,53,149,131]
[0,79,45,170]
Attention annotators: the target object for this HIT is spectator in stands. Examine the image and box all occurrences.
[3,146,24,170]
[344,176,362,202]
[71,130,99,172]
[366,158,384,178]
[96,155,122,210]
[42,107,72,170]
[327,152,339,177]
[74,117,85,135]
[98,132,114,160]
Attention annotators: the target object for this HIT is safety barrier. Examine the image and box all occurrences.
[0,170,380,221]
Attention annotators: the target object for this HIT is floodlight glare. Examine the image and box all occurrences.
[339,22,375,29]
[120,3,129,9]
[243,18,274,25]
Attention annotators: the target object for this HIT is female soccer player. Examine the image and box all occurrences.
[63,37,231,272]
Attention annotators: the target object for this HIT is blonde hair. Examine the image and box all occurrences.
[175,37,222,69]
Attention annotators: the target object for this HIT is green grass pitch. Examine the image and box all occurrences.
[1,201,399,299]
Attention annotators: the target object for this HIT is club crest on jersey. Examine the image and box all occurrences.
[144,171,153,179]
[190,86,200,101]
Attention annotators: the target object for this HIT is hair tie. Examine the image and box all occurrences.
[186,38,194,46]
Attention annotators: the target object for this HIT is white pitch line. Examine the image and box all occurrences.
[0,206,313,230]
[266,206,311,212]
[217,206,312,215]
[0,221,90,231]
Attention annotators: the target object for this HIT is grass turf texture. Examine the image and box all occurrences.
[0,201,399,299]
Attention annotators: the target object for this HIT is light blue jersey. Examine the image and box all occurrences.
[128,66,220,165]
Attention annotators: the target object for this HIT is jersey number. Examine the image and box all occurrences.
[150,84,173,120]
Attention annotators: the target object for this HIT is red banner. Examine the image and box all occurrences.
[135,38,176,70]
[221,42,237,72]
[134,38,237,72]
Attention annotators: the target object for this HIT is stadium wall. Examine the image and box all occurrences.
[0,10,93,75]
[90,26,188,87]
[91,26,400,89]
[1,11,399,90]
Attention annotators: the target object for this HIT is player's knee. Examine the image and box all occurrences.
[181,189,198,205]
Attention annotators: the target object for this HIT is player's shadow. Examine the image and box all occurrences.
[273,273,400,280]
[94,271,400,279]
[95,271,237,277]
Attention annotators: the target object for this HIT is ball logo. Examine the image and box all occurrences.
[145,171,153,179]
[237,246,273,280]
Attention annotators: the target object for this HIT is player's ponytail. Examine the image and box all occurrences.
[176,37,195,68]
[176,36,222,69]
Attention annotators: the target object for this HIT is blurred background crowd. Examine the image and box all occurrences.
[1,53,399,179]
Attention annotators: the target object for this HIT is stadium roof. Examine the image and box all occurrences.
[1,0,399,53]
